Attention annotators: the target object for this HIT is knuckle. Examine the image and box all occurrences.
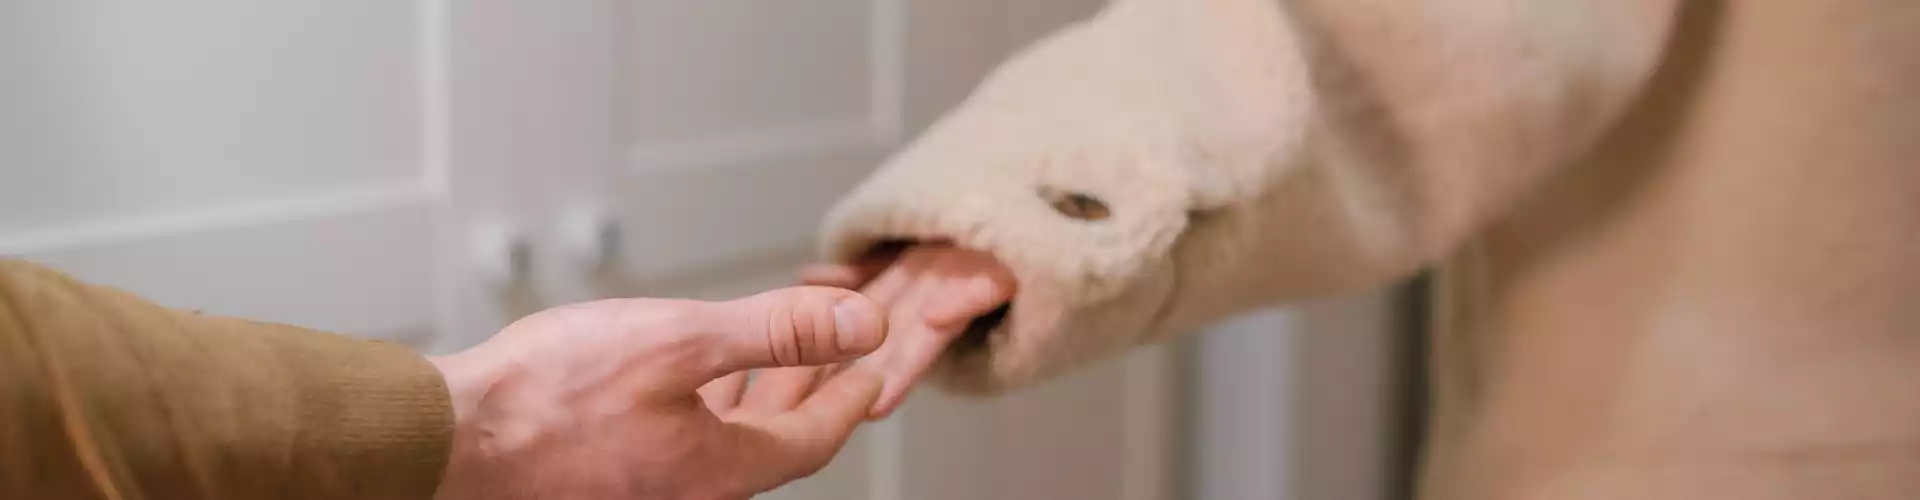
[629,308,712,366]
[805,296,840,362]
[772,291,844,366]
[632,302,700,343]
[766,299,802,366]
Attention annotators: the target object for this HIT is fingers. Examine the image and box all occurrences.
[726,367,885,494]
[798,264,878,290]
[701,246,1014,420]
[697,372,747,413]
[921,261,1017,332]
[736,366,827,414]
[861,320,954,417]
[853,247,1018,417]
[798,245,907,290]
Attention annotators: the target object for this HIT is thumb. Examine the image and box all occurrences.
[691,286,887,377]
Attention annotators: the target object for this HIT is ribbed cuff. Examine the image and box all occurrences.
[274,333,454,500]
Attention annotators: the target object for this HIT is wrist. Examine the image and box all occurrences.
[429,352,496,430]
[429,351,499,500]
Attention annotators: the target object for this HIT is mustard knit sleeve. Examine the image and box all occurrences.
[0,259,453,500]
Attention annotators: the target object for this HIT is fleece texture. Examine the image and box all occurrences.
[821,0,1675,393]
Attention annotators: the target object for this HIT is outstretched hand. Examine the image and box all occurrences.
[429,287,888,500]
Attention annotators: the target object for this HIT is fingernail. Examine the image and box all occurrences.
[833,298,882,354]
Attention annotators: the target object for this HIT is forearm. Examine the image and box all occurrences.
[0,259,453,499]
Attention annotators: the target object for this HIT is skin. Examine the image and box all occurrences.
[797,244,1017,418]
[426,286,893,500]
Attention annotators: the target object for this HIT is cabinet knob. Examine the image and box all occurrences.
[471,223,532,288]
[561,208,621,268]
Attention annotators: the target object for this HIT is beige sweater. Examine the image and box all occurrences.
[822,0,1920,497]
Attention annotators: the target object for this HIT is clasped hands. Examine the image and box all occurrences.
[428,245,1011,500]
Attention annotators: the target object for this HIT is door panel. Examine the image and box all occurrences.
[0,0,421,234]
[621,1,876,144]
[610,0,892,284]
[0,0,449,348]
[614,143,881,280]
[9,193,440,344]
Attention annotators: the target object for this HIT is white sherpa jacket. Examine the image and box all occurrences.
[823,0,1920,496]
[820,0,1676,393]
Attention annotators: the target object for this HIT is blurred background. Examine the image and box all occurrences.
[0,1,1419,498]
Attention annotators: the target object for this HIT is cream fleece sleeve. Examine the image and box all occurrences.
[822,0,1678,393]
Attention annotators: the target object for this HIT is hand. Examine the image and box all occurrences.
[799,244,1016,418]
[428,287,888,500]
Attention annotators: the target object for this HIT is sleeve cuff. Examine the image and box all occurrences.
[819,127,1195,393]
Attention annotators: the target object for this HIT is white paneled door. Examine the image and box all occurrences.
[2,0,1172,499]
[0,0,451,349]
